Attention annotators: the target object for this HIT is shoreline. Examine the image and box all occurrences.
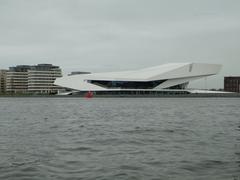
[0,93,240,98]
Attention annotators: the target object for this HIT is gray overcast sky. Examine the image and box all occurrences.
[0,0,239,88]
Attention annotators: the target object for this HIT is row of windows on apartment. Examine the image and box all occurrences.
[225,84,240,87]
[6,82,58,84]
[7,79,56,81]
[225,80,240,83]
[6,74,61,77]
[7,83,57,86]
[7,86,59,89]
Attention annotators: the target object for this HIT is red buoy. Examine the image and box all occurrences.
[85,91,93,98]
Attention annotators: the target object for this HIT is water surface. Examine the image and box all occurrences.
[0,98,239,180]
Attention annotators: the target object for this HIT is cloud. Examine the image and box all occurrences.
[0,0,239,88]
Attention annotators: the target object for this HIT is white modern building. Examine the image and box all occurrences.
[55,63,222,95]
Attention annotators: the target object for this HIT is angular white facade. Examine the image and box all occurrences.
[55,63,222,91]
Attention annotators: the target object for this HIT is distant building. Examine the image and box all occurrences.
[28,64,62,94]
[0,69,7,93]
[224,76,240,93]
[6,65,30,93]
[55,63,222,94]
[68,71,91,76]
[6,64,62,94]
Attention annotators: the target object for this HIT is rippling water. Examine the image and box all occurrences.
[0,98,239,180]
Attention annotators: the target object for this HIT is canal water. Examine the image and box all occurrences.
[0,98,239,180]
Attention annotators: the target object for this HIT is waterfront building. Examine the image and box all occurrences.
[6,65,31,93]
[0,69,7,93]
[55,63,222,95]
[224,76,240,93]
[28,64,62,94]
[6,64,62,94]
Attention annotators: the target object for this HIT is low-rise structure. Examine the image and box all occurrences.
[224,76,240,93]
[68,71,91,76]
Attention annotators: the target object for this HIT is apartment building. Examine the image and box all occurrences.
[0,69,7,93]
[6,64,62,94]
[224,76,240,93]
[6,65,30,93]
[28,64,62,94]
